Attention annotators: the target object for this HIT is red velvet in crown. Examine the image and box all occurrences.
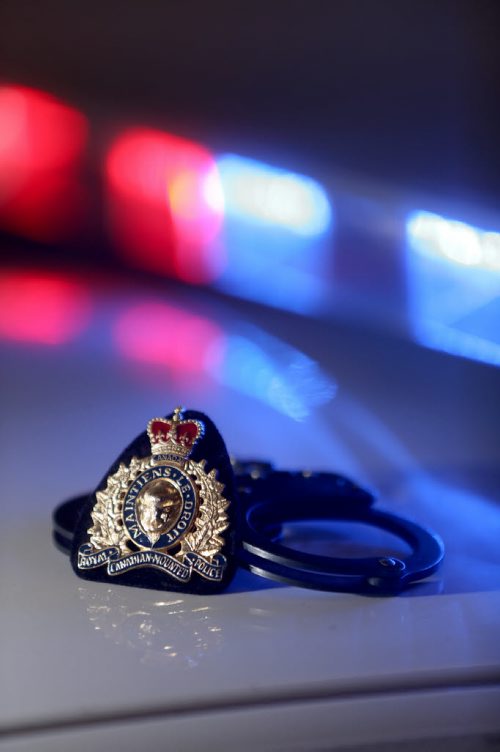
[147,413,202,459]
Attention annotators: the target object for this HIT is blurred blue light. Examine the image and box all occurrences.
[207,326,336,421]
[407,211,500,271]
[406,210,500,367]
[412,322,500,367]
[216,237,330,315]
[217,154,332,237]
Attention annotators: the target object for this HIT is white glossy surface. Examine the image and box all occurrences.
[1,277,499,745]
[2,688,500,752]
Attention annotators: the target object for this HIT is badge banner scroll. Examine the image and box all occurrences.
[78,543,226,582]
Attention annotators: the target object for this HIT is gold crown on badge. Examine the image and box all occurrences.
[147,406,203,460]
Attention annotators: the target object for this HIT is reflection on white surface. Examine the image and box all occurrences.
[406,210,500,366]
[113,300,225,374]
[113,300,336,421]
[411,323,500,367]
[0,270,91,345]
[214,221,332,314]
[81,587,223,668]
[209,326,336,421]
[0,269,336,421]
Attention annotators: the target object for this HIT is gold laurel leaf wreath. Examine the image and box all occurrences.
[89,457,152,555]
[180,460,229,560]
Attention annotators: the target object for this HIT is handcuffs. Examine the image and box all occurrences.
[232,461,443,594]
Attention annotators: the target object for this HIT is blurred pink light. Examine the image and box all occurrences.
[0,270,91,345]
[105,129,225,284]
[0,85,88,242]
[114,301,225,373]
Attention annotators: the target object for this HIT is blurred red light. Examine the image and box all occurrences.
[0,85,88,242]
[106,129,224,284]
[114,301,224,373]
[0,270,91,345]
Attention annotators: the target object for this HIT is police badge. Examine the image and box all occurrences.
[70,408,237,594]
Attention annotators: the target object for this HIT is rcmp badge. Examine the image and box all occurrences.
[77,408,230,584]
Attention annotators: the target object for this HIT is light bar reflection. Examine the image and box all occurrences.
[208,326,336,421]
[113,302,224,374]
[0,271,91,345]
[217,154,332,237]
[114,302,335,420]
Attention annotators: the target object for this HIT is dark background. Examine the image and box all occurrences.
[1,0,499,208]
